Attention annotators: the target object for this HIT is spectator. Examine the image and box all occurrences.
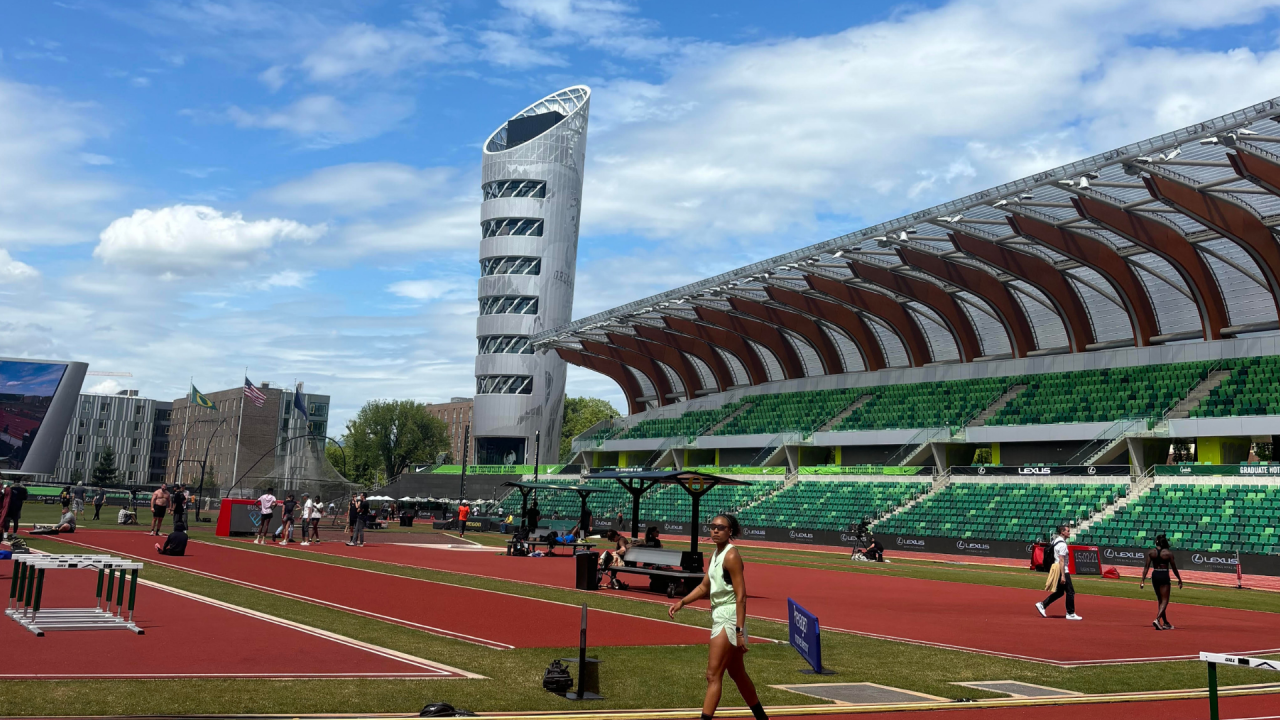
[156,521,189,556]
[171,484,188,529]
[302,493,320,546]
[525,501,541,533]
[149,484,171,536]
[616,511,624,533]
[4,478,28,539]
[254,488,277,545]
[71,481,87,520]
[279,493,297,545]
[457,500,471,536]
[347,492,370,547]
[92,486,105,521]
[644,525,663,548]
[60,485,72,511]
[31,507,76,535]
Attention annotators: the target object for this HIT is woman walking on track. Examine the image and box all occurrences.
[1141,534,1182,630]
[669,514,768,720]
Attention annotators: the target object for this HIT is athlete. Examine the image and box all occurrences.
[255,488,277,545]
[457,500,471,536]
[1141,534,1182,630]
[669,514,768,720]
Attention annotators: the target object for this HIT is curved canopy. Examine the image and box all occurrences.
[535,97,1280,413]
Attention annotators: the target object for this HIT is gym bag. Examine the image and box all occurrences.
[542,659,574,694]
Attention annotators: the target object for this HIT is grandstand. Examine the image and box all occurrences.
[521,97,1280,571]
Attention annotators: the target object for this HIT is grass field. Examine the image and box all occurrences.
[4,512,1279,716]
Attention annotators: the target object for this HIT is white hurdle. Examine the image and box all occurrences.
[1200,652,1280,720]
[6,553,145,636]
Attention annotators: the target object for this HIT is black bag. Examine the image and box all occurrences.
[511,542,528,557]
[542,659,574,694]
[419,702,476,717]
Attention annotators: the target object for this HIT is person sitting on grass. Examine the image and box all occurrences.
[30,508,77,535]
[156,521,188,556]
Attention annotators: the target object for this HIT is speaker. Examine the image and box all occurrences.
[575,551,600,590]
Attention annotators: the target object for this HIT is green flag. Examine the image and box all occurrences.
[190,385,217,410]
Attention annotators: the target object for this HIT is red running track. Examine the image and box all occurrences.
[286,539,1280,666]
[0,558,467,680]
[45,530,712,650]
[790,692,1280,720]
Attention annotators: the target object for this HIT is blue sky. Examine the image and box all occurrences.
[4,0,1280,430]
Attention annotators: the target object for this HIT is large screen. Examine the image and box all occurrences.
[0,359,85,475]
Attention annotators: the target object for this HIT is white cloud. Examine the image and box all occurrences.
[263,163,458,213]
[478,30,567,67]
[95,205,326,276]
[387,277,472,301]
[225,94,415,147]
[0,250,39,283]
[300,20,460,82]
[79,153,114,166]
[0,78,121,246]
[86,378,126,395]
[259,270,311,289]
[259,64,288,91]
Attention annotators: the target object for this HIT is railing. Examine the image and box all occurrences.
[885,427,951,466]
[749,432,800,467]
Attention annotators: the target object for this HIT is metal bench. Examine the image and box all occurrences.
[606,546,705,597]
[506,538,595,556]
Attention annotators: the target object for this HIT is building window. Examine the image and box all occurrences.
[479,295,538,316]
[100,402,109,413]
[129,455,137,465]
[131,438,139,448]
[78,418,86,429]
[75,451,82,462]
[482,180,546,200]
[480,256,541,276]
[97,420,105,430]
[76,435,84,445]
[308,403,328,417]
[135,405,143,416]
[481,217,543,238]
[476,375,533,395]
[478,335,534,354]
[81,401,92,413]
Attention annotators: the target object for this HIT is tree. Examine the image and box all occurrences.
[344,400,449,487]
[560,397,620,462]
[69,469,84,485]
[92,446,118,486]
[325,440,349,478]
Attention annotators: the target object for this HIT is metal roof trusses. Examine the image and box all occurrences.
[541,97,1280,410]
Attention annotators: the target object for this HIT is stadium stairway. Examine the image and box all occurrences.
[869,471,953,530]
[815,394,874,432]
[1072,472,1153,540]
[1166,369,1233,419]
[967,384,1028,427]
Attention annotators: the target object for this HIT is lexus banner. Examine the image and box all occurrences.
[950,465,1131,477]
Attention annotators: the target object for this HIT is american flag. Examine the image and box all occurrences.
[243,377,267,407]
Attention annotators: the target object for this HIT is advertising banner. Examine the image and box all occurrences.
[1070,546,1102,575]
[787,598,830,674]
[1155,465,1280,477]
[951,465,1131,477]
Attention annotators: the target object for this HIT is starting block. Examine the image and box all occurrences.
[7,554,145,636]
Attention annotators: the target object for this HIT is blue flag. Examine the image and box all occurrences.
[293,383,308,422]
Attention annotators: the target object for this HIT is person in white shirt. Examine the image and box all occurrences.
[255,488,277,545]
[301,494,321,545]
[1036,525,1082,621]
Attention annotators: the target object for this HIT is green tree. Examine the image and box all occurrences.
[69,468,84,485]
[325,440,349,478]
[560,396,620,462]
[92,446,118,486]
[344,400,449,487]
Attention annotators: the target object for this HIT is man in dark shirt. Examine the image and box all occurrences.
[279,494,297,544]
[3,479,27,539]
[156,521,189,556]
[92,487,106,520]
[347,493,370,546]
[171,484,188,529]
[525,502,541,533]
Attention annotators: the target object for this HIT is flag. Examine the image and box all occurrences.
[243,377,266,408]
[293,382,308,422]
[189,384,217,410]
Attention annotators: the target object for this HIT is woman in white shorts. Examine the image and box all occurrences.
[669,514,768,720]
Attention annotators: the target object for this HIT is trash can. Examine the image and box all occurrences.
[575,551,600,591]
[400,511,414,527]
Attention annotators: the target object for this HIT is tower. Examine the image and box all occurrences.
[472,86,591,466]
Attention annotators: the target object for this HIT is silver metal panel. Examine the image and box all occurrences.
[811,428,924,446]
[473,86,590,460]
[965,421,1117,443]
[18,360,87,476]
[1167,415,1280,438]
[695,433,779,449]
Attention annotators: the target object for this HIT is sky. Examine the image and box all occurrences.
[4,0,1280,432]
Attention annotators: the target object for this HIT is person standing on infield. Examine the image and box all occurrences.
[71,481,86,520]
[301,493,319,545]
[1141,534,1182,630]
[457,500,471,536]
[1036,525,1083,621]
[669,514,768,720]
[279,493,297,544]
[255,488,277,545]
[92,486,105,521]
[170,484,188,529]
[149,483,170,536]
[347,492,370,547]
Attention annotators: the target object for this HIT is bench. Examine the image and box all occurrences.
[506,539,596,556]
[605,546,705,597]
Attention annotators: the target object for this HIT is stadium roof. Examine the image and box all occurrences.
[534,97,1280,414]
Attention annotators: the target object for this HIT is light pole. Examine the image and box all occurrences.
[174,418,227,524]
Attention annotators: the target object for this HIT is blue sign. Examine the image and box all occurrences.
[787,598,829,674]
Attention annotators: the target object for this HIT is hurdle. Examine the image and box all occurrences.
[1201,652,1280,720]
[7,554,145,636]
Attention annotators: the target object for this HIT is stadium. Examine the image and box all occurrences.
[6,58,1280,720]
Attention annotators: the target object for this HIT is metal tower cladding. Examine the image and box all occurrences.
[473,86,591,465]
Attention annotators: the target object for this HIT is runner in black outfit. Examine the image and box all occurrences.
[1141,534,1182,630]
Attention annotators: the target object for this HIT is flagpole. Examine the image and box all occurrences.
[177,381,192,486]
[230,369,246,498]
